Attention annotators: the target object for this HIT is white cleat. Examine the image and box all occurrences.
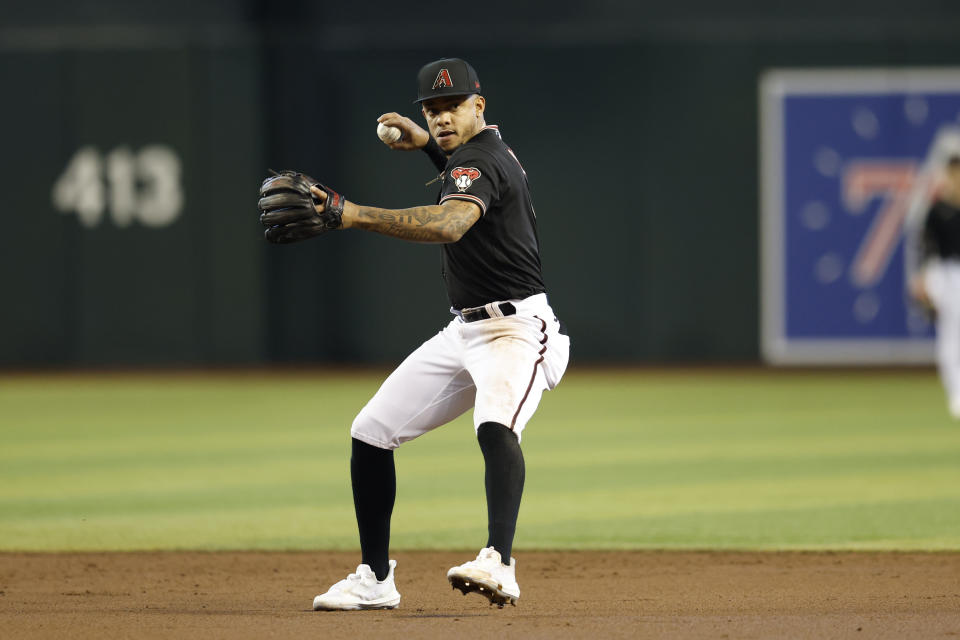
[447,547,519,608]
[312,559,401,611]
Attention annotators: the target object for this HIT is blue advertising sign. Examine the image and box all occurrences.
[761,69,960,364]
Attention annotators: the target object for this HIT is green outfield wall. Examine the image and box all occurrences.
[3,1,960,365]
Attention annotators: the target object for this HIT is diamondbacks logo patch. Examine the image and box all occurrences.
[451,167,481,192]
[433,69,454,90]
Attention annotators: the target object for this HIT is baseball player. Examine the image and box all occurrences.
[257,58,569,609]
[909,154,960,420]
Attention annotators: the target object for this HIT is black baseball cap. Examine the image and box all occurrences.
[414,58,481,103]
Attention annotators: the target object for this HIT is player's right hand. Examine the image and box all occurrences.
[377,113,430,150]
[909,273,931,307]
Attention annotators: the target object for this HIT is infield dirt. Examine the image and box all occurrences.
[2,551,958,639]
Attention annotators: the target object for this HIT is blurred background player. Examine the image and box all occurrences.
[909,154,960,419]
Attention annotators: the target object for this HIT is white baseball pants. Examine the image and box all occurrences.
[351,293,570,449]
[924,260,960,417]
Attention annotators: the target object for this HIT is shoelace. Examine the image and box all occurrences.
[340,567,365,586]
[348,566,377,583]
[477,548,499,563]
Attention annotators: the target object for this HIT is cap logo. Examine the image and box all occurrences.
[451,167,481,192]
[432,68,454,90]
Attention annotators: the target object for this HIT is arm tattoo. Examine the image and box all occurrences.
[352,200,481,243]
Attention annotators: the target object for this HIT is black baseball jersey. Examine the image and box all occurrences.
[433,125,546,310]
[921,200,960,261]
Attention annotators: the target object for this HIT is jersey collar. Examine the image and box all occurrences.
[480,124,501,138]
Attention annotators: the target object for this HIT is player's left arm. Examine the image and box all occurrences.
[908,205,938,305]
[311,186,480,243]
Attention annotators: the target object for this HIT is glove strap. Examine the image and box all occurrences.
[314,183,345,228]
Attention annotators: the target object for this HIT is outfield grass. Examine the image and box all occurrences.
[1,369,959,551]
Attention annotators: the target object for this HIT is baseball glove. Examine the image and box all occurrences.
[258,170,345,244]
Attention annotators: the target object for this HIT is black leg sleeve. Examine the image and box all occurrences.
[350,438,395,581]
[477,422,525,565]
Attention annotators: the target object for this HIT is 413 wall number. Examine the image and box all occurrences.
[52,145,184,228]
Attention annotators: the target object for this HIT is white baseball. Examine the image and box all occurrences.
[377,122,402,143]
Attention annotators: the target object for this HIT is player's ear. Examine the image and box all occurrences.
[474,95,485,115]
